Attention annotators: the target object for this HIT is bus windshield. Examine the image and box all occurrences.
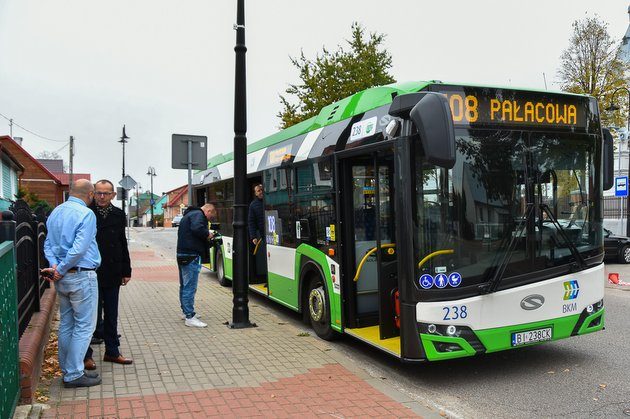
[414,128,602,296]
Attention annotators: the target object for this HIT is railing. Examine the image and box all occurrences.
[0,241,19,419]
[6,200,49,337]
[603,195,626,219]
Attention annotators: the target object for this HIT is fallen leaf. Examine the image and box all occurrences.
[547,371,555,374]
[563,369,570,373]
[599,384,607,389]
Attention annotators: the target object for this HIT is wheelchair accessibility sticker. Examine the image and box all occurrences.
[418,272,463,289]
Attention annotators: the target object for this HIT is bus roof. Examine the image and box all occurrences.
[202,80,592,171]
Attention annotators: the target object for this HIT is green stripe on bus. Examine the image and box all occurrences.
[475,313,582,353]
[268,271,298,310]
[295,244,342,333]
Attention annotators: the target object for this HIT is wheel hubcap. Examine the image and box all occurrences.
[218,259,224,278]
[624,248,630,262]
[309,286,326,322]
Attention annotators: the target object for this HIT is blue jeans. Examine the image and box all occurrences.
[178,254,201,319]
[55,270,98,382]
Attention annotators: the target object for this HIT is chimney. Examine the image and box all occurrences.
[13,137,23,145]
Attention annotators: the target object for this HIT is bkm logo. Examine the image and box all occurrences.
[563,280,579,300]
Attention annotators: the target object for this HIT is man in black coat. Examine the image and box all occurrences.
[84,179,133,368]
[248,184,267,281]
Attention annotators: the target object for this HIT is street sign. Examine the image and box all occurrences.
[171,134,208,170]
[615,176,628,197]
[150,198,155,205]
[119,175,137,190]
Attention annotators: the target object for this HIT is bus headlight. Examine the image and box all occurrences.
[446,325,457,336]
[586,304,594,314]
[427,324,437,334]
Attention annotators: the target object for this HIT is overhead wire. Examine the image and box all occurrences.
[0,111,67,143]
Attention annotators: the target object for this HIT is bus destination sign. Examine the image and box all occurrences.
[439,89,587,129]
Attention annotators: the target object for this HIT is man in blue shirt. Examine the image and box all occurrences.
[42,179,102,388]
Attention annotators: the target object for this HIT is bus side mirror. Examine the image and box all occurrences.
[409,92,456,169]
[388,92,456,169]
[602,128,614,190]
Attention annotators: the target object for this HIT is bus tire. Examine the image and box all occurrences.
[216,249,230,287]
[621,245,630,264]
[307,275,337,341]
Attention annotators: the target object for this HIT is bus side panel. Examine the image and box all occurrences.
[222,237,234,279]
[295,244,342,332]
[267,244,298,310]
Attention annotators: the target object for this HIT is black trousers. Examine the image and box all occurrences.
[86,285,121,359]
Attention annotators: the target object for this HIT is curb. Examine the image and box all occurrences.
[18,288,56,404]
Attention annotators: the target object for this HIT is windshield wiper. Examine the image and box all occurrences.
[480,203,534,294]
[539,203,586,269]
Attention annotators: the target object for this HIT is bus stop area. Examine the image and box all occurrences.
[34,236,435,418]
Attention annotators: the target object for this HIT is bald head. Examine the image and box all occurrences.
[70,179,95,205]
[201,203,216,220]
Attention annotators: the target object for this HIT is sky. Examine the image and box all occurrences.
[0,0,628,202]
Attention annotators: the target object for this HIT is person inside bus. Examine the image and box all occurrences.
[248,184,267,283]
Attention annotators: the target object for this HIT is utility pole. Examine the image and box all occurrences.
[135,184,141,227]
[229,0,254,329]
[69,136,74,187]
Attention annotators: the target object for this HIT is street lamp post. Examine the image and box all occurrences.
[119,125,130,220]
[146,167,156,229]
[230,0,254,329]
[606,86,630,236]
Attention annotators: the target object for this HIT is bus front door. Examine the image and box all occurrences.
[342,155,398,340]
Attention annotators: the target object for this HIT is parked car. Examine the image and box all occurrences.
[604,228,630,264]
[172,215,183,227]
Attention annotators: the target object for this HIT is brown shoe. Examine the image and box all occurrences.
[84,358,96,370]
[103,354,133,365]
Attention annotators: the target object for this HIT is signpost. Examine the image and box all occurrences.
[616,176,628,234]
[119,175,137,239]
[615,176,628,197]
[172,134,208,206]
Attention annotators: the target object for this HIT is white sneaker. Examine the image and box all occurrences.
[180,313,202,320]
[185,317,207,328]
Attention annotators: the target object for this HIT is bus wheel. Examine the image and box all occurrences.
[621,245,630,264]
[216,249,230,287]
[307,276,337,341]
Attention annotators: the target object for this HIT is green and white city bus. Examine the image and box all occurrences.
[195,80,614,362]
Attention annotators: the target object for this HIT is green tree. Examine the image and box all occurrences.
[278,23,395,129]
[15,187,53,214]
[557,16,629,128]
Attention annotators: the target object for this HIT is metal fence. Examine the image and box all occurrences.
[603,196,627,219]
[0,241,19,419]
[7,200,49,337]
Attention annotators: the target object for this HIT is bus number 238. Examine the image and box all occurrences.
[442,305,468,320]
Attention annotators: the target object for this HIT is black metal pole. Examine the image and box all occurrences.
[150,171,155,229]
[135,185,139,227]
[230,0,254,328]
[119,125,129,218]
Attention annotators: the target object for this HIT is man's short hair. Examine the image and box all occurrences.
[95,179,115,191]
[254,184,263,190]
[201,203,215,211]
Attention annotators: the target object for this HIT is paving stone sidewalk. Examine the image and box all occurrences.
[42,237,436,418]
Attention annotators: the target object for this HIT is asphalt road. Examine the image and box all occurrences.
[133,227,630,418]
